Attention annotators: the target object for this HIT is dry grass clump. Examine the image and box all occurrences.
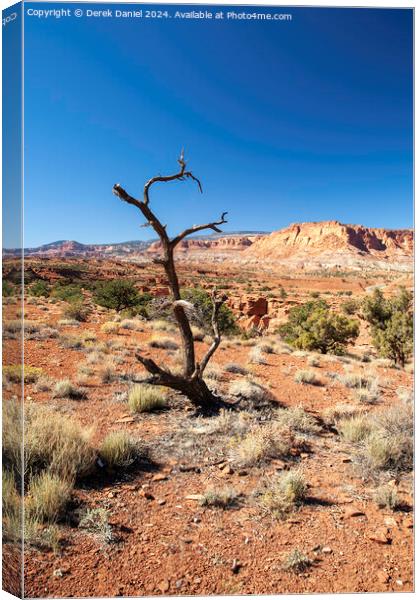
[58,318,80,327]
[24,404,96,480]
[276,406,321,436]
[151,319,176,333]
[52,378,86,400]
[3,364,43,384]
[283,549,312,573]
[396,386,413,404]
[248,346,267,365]
[200,487,239,508]
[224,363,249,375]
[306,355,320,367]
[230,422,292,467]
[352,385,380,405]
[338,414,373,443]
[191,325,205,341]
[59,334,85,349]
[99,431,142,468]
[27,472,72,522]
[373,485,399,510]
[258,341,276,354]
[259,470,307,518]
[229,378,270,406]
[148,335,179,350]
[294,369,320,385]
[128,384,167,413]
[79,508,113,543]
[100,362,116,384]
[340,403,413,476]
[101,321,120,334]
[323,403,362,426]
[338,371,377,389]
[204,364,224,381]
[120,319,137,330]
[3,403,96,544]
[33,375,54,392]
[2,469,21,542]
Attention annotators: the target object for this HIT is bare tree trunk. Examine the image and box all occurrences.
[113,154,229,412]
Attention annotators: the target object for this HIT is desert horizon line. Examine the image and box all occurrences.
[6,219,414,251]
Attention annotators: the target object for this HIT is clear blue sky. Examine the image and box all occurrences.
[22,3,413,247]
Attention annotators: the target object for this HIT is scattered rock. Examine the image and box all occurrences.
[322,546,333,554]
[368,529,391,544]
[185,494,204,501]
[231,559,241,574]
[158,580,170,593]
[152,473,168,482]
[344,507,365,519]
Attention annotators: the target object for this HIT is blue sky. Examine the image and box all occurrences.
[22,3,413,247]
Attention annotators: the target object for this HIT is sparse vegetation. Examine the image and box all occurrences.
[259,470,307,518]
[99,431,142,468]
[374,485,399,510]
[200,487,239,508]
[128,384,168,413]
[52,379,86,400]
[79,508,114,543]
[283,549,312,573]
[294,369,320,385]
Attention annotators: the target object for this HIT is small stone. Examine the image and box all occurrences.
[238,470,248,476]
[342,458,352,463]
[322,546,333,554]
[53,569,63,578]
[368,529,391,544]
[158,499,166,506]
[396,580,403,586]
[221,465,233,475]
[142,491,155,501]
[193,577,202,584]
[231,559,241,574]
[384,516,397,528]
[185,494,204,501]
[344,507,365,519]
[152,473,168,482]
[158,580,170,593]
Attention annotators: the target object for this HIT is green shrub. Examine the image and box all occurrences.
[63,302,90,322]
[3,281,16,297]
[93,279,140,312]
[51,283,83,303]
[150,287,238,335]
[278,299,359,355]
[362,288,413,366]
[28,281,49,297]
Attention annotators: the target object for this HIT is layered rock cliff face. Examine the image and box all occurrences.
[244,221,413,269]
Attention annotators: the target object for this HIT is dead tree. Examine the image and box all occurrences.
[113,154,229,413]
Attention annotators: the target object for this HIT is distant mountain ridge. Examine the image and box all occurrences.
[3,222,413,271]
